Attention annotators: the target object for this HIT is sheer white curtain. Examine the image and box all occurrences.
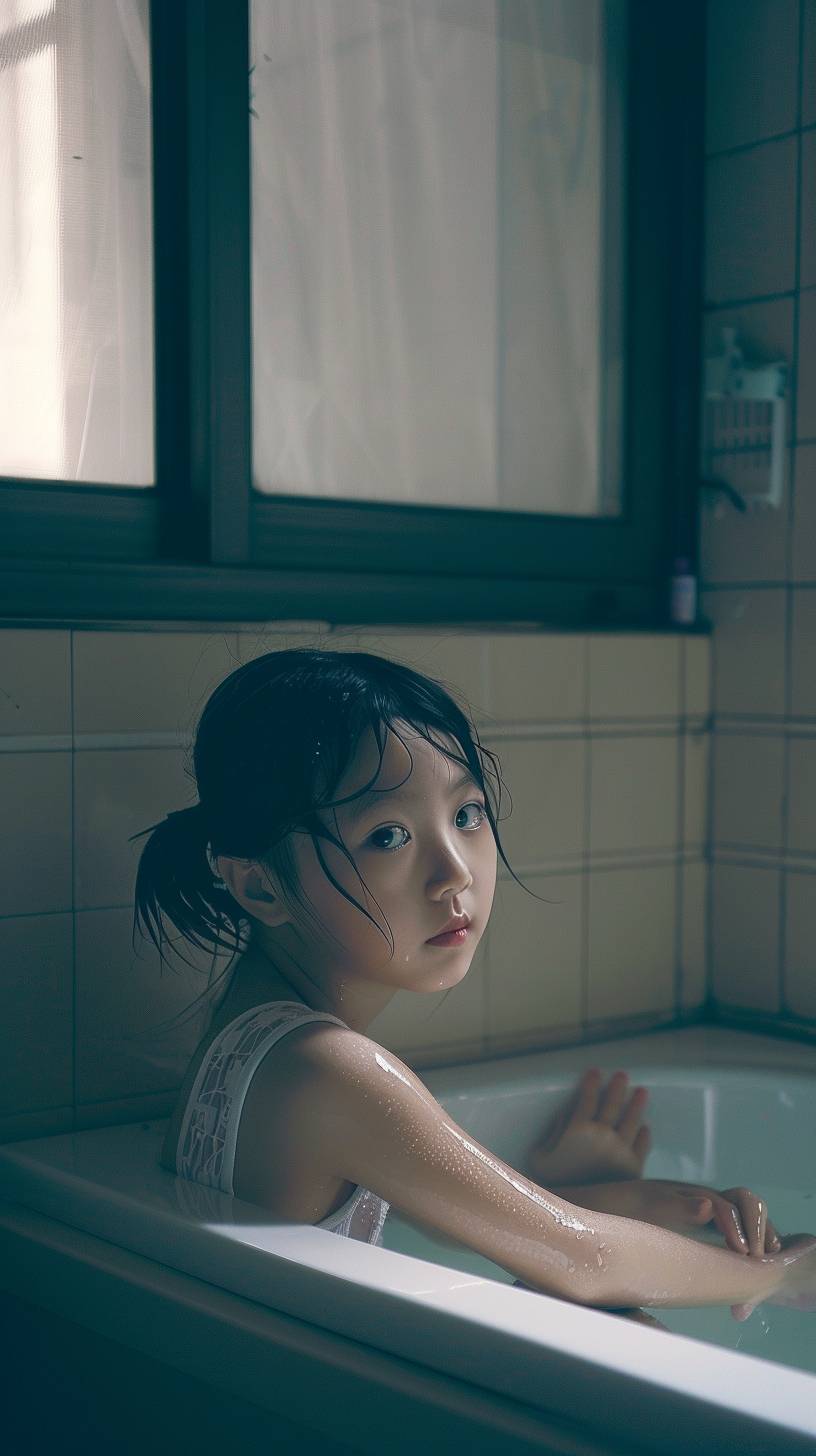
[0,0,153,484]
[251,0,616,516]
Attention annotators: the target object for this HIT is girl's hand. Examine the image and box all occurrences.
[733,1235,816,1321]
[526,1069,651,1186]
[576,1178,782,1257]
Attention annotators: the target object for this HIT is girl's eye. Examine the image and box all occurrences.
[367,801,488,853]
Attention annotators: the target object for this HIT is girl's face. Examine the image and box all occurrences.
[274,720,497,994]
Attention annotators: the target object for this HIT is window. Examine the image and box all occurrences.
[0,1,705,627]
[0,0,154,484]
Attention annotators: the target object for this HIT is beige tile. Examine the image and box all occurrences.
[484,874,582,1037]
[705,0,799,153]
[327,628,489,726]
[587,866,676,1020]
[787,737,816,853]
[792,446,816,581]
[704,138,797,305]
[74,748,190,909]
[703,588,786,716]
[802,131,816,291]
[684,731,710,848]
[590,736,678,854]
[365,937,486,1056]
[588,636,680,720]
[0,630,70,738]
[791,590,816,717]
[73,631,239,736]
[784,872,816,1017]
[683,637,711,718]
[485,634,586,723]
[236,626,334,665]
[681,861,708,1009]
[711,865,780,1011]
[797,290,816,443]
[0,913,73,1117]
[490,737,585,864]
[76,907,237,1103]
[0,753,71,916]
[700,448,791,585]
[712,733,785,848]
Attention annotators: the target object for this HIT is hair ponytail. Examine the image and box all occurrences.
[130,802,247,974]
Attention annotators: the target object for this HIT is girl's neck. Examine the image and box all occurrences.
[228,925,396,1035]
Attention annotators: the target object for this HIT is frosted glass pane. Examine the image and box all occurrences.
[0,0,154,484]
[251,1,622,517]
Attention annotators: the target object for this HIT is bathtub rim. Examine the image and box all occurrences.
[1,1025,815,1454]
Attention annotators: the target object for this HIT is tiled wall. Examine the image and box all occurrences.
[0,624,708,1142]
[701,0,816,1028]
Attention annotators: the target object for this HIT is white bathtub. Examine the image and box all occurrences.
[1,1026,815,1454]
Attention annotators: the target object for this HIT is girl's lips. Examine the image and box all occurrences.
[425,926,470,947]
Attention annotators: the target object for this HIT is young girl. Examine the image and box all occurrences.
[134,647,816,1320]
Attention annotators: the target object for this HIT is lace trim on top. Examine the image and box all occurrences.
[175,999,389,1245]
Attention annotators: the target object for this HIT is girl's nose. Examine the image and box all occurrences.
[427,838,473,900]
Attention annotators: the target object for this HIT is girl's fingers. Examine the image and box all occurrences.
[597,1070,629,1125]
[730,1301,756,1323]
[632,1124,651,1165]
[765,1218,782,1254]
[722,1187,767,1259]
[569,1067,602,1124]
[709,1194,749,1254]
[616,1086,649,1143]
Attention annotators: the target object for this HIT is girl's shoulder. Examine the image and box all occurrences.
[158,993,355,1177]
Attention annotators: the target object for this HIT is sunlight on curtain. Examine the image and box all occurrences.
[250,0,623,516]
[0,0,154,484]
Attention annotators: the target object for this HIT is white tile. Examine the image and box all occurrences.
[684,732,710,848]
[484,874,582,1038]
[798,289,816,443]
[705,0,799,153]
[590,737,678,854]
[711,865,780,1011]
[787,737,816,854]
[703,589,786,717]
[791,446,816,581]
[681,861,708,1009]
[0,630,70,738]
[0,753,71,916]
[784,872,816,1017]
[801,130,816,291]
[73,631,240,736]
[588,636,680,719]
[700,448,791,585]
[704,138,797,304]
[490,737,586,864]
[683,637,711,718]
[791,591,816,718]
[74,748,190,909]
[366,938,486,1056]
[587,866,676,1021]
[0,913,73,1116]
[484,634,586,723]
[75,907,236,1104]
[712,733,785,848]
[804,0,816,128]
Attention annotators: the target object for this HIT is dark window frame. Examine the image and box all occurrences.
[0,0,706,629]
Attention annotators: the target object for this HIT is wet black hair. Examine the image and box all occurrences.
[130,646,536,1026]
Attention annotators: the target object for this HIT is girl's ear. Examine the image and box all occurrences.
[215,856,293,928]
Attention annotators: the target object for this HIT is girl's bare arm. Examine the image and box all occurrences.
[290,1026,815,1312]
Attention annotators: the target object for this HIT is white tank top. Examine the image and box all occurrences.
[174,999,389,1244]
